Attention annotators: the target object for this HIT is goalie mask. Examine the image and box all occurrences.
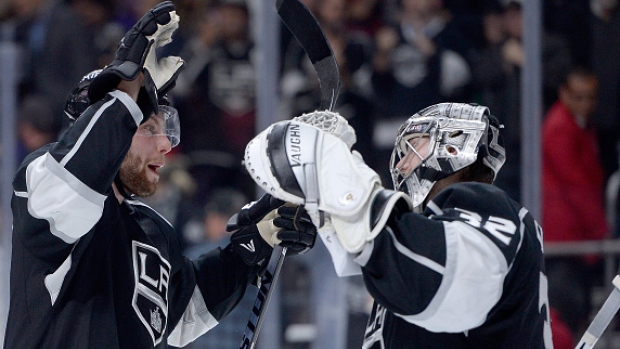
[389,103,506,209]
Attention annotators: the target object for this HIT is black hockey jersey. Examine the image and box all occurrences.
[360,182,553,348]
[5,91,255,348]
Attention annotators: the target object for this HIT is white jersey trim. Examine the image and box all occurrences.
[109,89,143,125]
[26,153,106,243]
[167,285,219,347]
[395,220,508,332]
[385,227,445,274]
[44,249,74,305]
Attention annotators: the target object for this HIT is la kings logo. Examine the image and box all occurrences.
[132,241,171,346]
[363,303,387,349]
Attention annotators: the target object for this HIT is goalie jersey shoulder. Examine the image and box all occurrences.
[426,182,540,266]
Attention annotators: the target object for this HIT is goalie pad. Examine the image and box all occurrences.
[244,121,411,253]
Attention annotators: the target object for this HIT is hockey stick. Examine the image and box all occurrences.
[238,1,341,348]
[575,275,620,349]
[239,245,287,349]
[276,0,341,110]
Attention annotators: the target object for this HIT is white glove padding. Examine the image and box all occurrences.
[292,110,357,150]
[244,121,410,253]
[143,10,184,95]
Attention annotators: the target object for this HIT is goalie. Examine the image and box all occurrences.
[245,104,553,348]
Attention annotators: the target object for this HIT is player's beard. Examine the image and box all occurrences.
[118,151,158,197]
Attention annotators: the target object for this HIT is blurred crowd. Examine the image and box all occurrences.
[3,0,620,347]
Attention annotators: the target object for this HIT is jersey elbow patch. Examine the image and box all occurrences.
[167,286,218,347]
[26,153,106,243]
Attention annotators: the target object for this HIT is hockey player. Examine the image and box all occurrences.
[243,104,553,348]
[4,2,315,348]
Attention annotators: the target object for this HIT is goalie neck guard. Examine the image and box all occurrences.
[389,103,506,209]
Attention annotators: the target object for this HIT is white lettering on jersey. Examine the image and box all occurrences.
[456,208,517,245]
[132,241,172,346]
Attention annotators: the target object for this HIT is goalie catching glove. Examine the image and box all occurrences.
[88,1,184,116]
[244,120,412,254]
[227,194,317,266]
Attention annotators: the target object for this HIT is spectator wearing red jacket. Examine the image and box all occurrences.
[542,66,608,345]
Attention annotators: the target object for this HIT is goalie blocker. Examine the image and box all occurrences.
[244,120,412,253]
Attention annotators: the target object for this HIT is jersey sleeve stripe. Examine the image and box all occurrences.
[44,251,73,305]
[385,227,446,274]
[167,286,218,347]
[26,153,106,243]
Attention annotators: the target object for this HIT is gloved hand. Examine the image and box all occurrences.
[273,205,317,255]
[228,194,317,266]
[228,194,284,266]
[88,1,183,116]
[244,121,413,254]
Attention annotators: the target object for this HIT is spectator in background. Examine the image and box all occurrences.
[182,188,255,349]
[8,0,98,129]
[16,94,58,162]
[172,0,257,200]
[470,0,572,201]
[543,0,591,67]
[69,0,125,69]
[369,0,474,183]
[183,187,248,257]
[590,0,620,179]
[370,0,473,118]
[279,0,375,163]
[542,67,608,345]
[345,0,385,37]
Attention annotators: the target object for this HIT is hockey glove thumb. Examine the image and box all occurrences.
[230,209,280,266]
[228,194,285,266]
[227,194,285,229]
[273,205,317,255]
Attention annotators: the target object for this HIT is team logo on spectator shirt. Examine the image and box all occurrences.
[132,241,171,346]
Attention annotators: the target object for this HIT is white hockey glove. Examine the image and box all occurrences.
[244,121,412,254]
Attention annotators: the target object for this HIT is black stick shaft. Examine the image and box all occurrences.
[239,246,287,349]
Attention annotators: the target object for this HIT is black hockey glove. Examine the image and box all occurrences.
[228,194,285,266]
[88,1,183,116]
[227,194,317,266]
[273,205,317,255]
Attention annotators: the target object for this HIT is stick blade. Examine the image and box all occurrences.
[277,0,341,110]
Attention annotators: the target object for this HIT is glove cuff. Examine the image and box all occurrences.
[331,188,412,253]
[231,226,273,266]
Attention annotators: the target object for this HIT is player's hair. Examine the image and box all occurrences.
[462,156,495,184]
